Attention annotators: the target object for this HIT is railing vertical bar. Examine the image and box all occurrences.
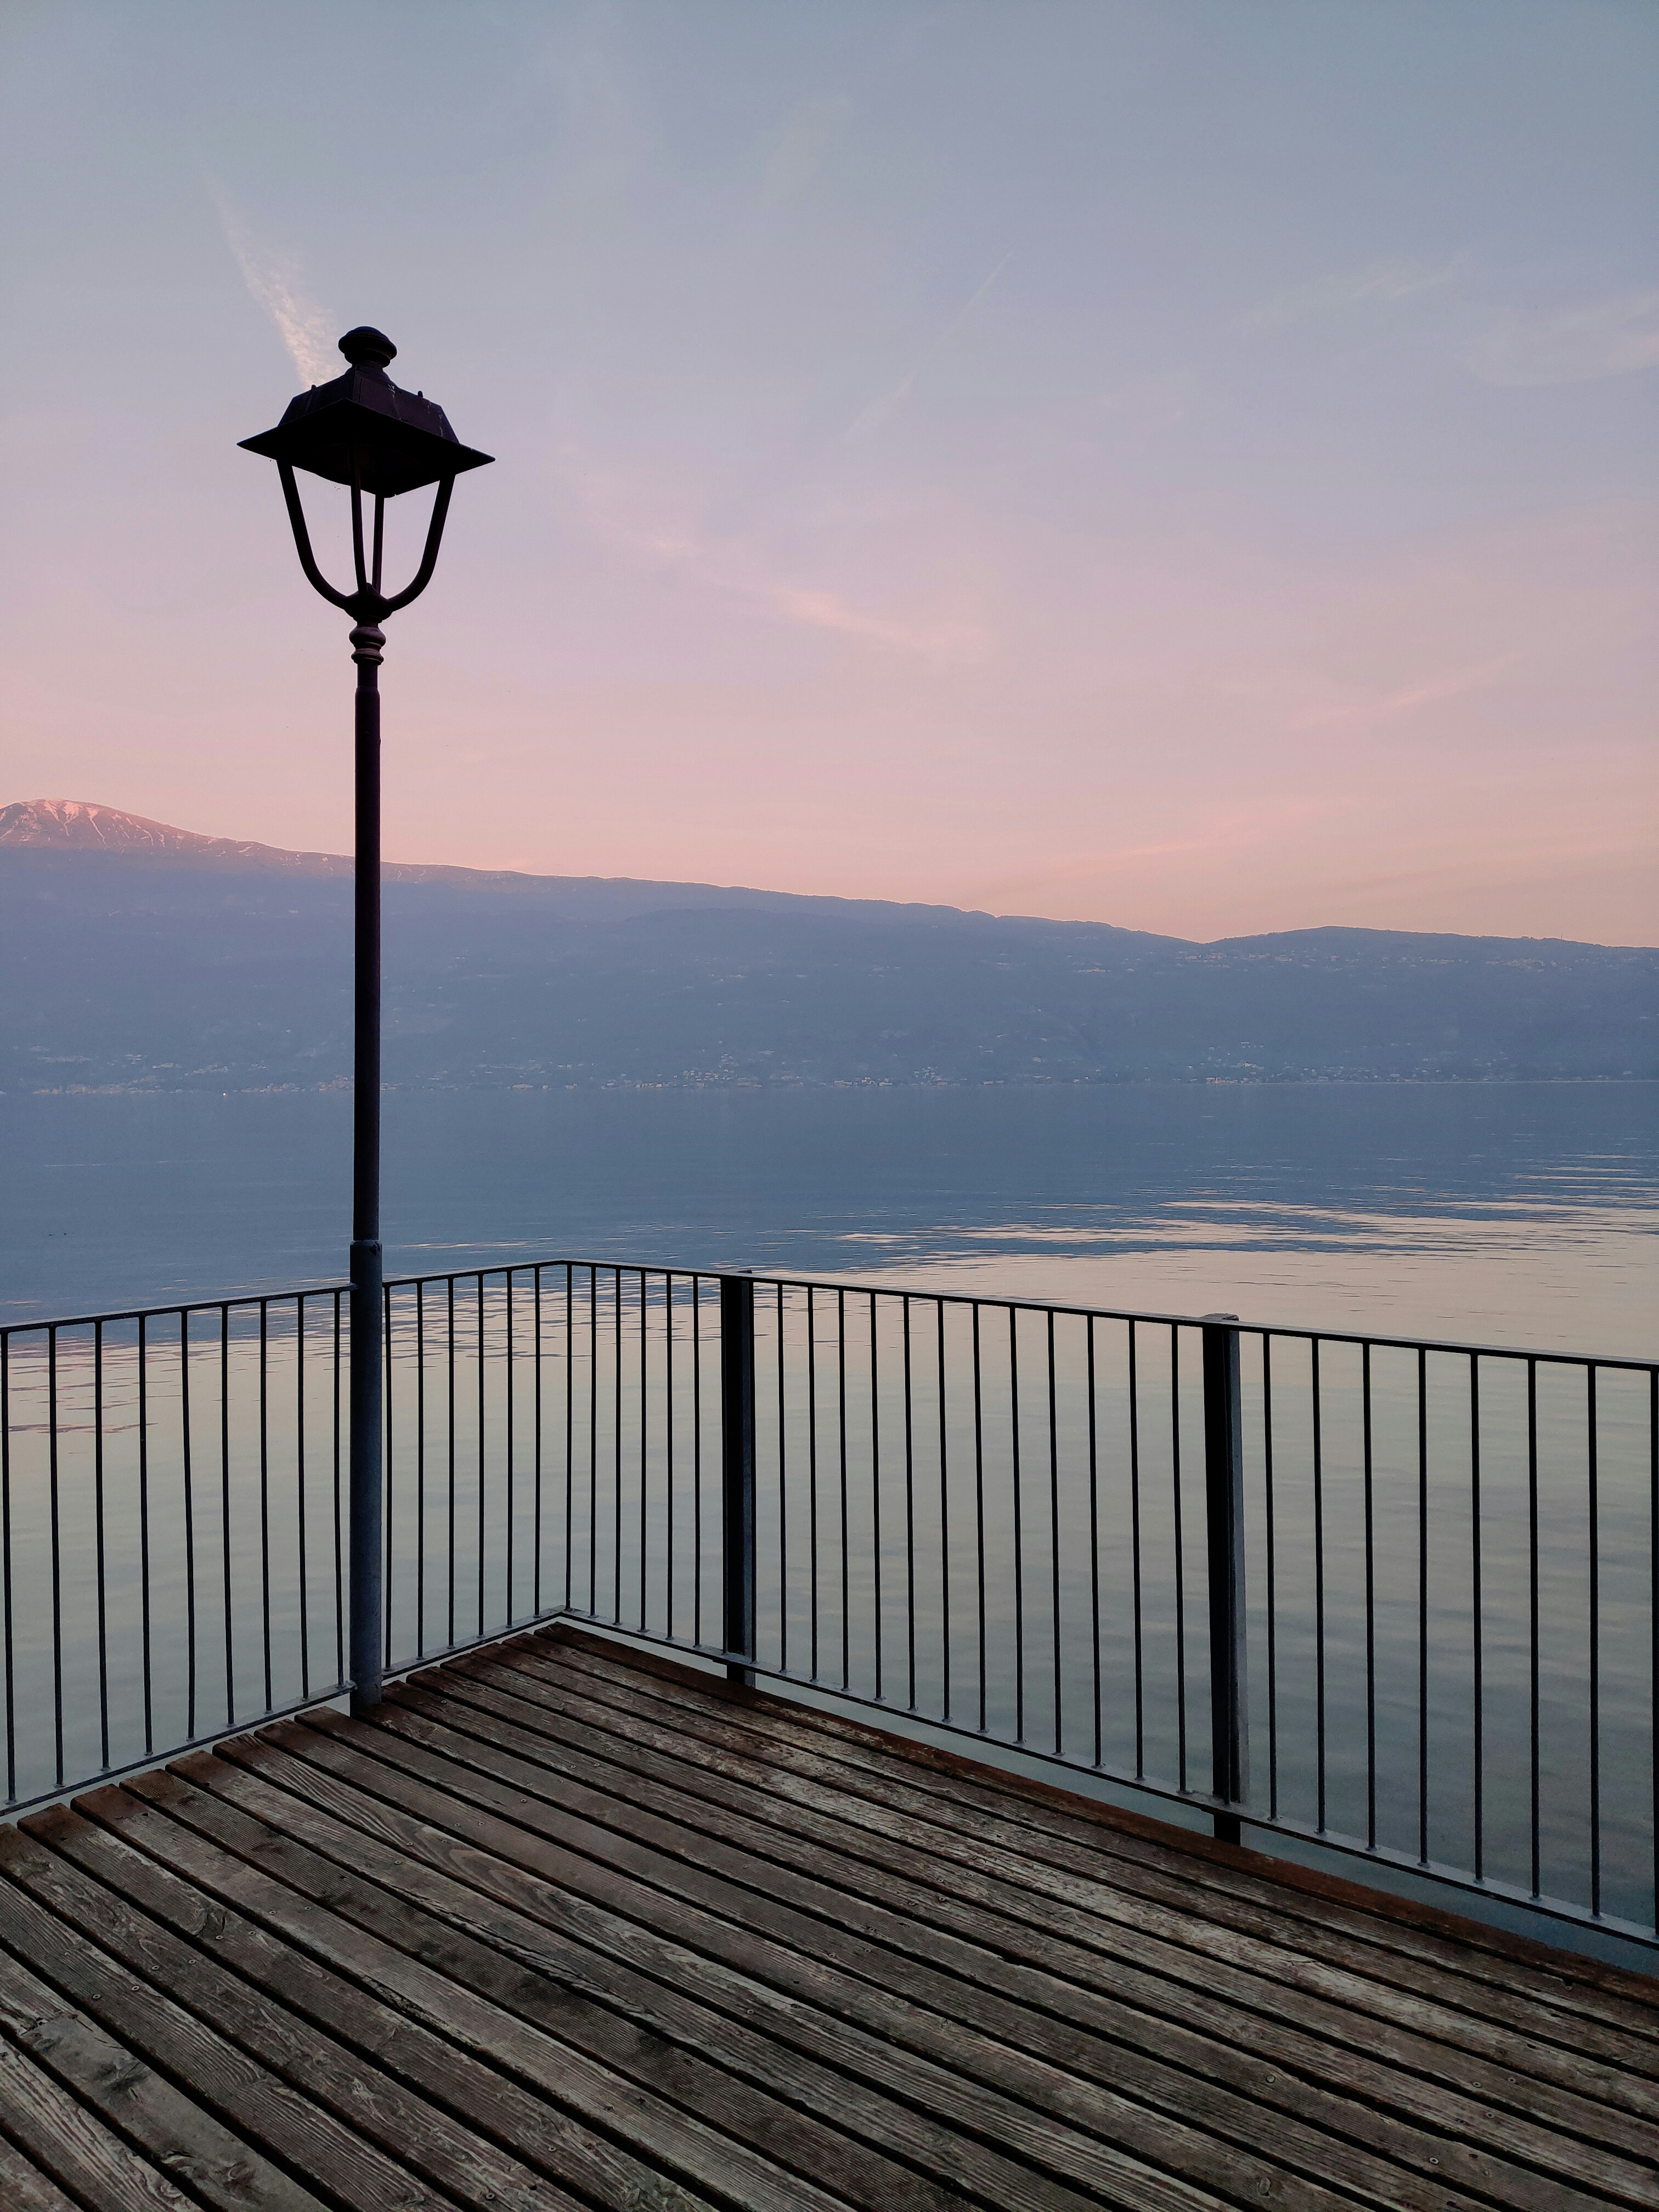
[664,1274,675,1644]
[1129,1318,1144,1780]
[0,1334,12,1803]
[382,1285,393,1671]
[1011,1306,1025,1746]
[902,1294,916,1712]
[534,1265,544,1620]
[1203,1316,1246,1845]
[1650,1367,1658,1929]
[564,1262,574,1616]
[807,1286,819,1683]
[972,1305,986,1736]
[1363,1338,1376,1853]
[613,1267,623,1623]
[1528,1355,1541,1900]
[692,1276,703,1649]
[1171,1324,1187,1796]
[640,1269,650,1634]
[1263,1333,1278,1822]
[259,1299,273,1711]
[1087,1314,1102,1770]
[219,1306,233,1731]
[937,1299,951,1726]
[1471,1352,1485,1884]
[1047,1308,1062,1758]
[778,1281,788,1677]
[871,1292,883,1705]
[332,1293,343,1691]
[445,1277,457,1651]
[184,1311,200,1740]
[1588,1363,1600,1920]
[94,1320,110,1771]
[720,1274,757,1685]
[477,1273,487,1638]
[295,1299,309,1702]
[1312,1335,1326,1832]
[415,1285,426,1658]
[507,1268,517,1628]
[838,1287,850,1694]
[1417,1345,1429,1866]
[49,1325,63,1786]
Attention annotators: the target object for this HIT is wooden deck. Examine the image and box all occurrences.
[0,1628,1656,2212]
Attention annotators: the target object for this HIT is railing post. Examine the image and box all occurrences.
[1203,1313,1248,1845]
[720,1274,757,1687]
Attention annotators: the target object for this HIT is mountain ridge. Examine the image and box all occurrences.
[5,800,1638,955]
[4,800,1653,1089]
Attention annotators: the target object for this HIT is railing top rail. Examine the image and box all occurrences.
[375,1254,1658,1375]
[1,1282,351,1339]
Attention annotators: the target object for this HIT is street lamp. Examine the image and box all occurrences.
[240,325,492,1713]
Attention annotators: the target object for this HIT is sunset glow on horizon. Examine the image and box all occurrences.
[2,1,1654,944]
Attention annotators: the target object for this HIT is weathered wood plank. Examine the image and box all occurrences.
[126,1760,1016,2212]
[291,1706,1419,2212]
[448,1641,1659,2199]
[495,1640,1658,2128]
[543,1623,1659,2039]
[206,1729,1229,2212]
[263,1716,1659,2212]
[4,1814,595,2212]
[545,1632,1659,2061]
[29,1799,710,2212]
[0,1846,463,2212]
[0,2035,193,2212]
[0,2123,82,2212]
[382,1669,1609,2212]
[0,1933,325,2212]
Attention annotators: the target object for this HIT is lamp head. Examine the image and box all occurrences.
[239,326,493,498]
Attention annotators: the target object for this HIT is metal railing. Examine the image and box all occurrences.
[5,1260,1656,1948]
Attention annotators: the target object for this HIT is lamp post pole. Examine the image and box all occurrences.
[240,323,491,1718]
[349,619,386,1714]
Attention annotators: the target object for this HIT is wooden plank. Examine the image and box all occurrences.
[0,1931,324,2212]
[545,1623,1659,2032]
[0,1847,464,2212]
[0,2123,82,2212]
[494,1641,1659,2124]
[4,1815,592,2212]
[443,1643,1659,2199]
[26,1801,706,2212]
[382,1671,1610,2212]
[537,1634,1659,2063]
[207,1728,1228,2212]
[275,1708,1658,2212]
[112,1764,996,2212]
[0,2036,192,2212]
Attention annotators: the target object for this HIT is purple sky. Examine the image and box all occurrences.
[3,1,1655,941]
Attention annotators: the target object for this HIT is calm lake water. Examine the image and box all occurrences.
[4,1082,1655,1946]
[4,1081,1654,1353]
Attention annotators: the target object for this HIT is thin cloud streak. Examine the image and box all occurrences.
[1243,255,1462,331]
[845,250,1013,444]
[1466,290,1659,388]
[556,443,984,660]
[210,183,336,386]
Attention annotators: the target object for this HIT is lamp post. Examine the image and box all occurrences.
[240,326,492,1712]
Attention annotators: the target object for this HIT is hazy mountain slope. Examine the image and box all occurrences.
[2,805,1652,1088]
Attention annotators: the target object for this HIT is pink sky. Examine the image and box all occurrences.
[3,3,1655,944]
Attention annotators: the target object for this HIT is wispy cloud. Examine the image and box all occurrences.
[210,183,336,385]
[1243,255,1461,332]
[845,251,1012,444]
[556,445,982,659]
[1289,652,1523,733]
[1465,290,1659,388]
